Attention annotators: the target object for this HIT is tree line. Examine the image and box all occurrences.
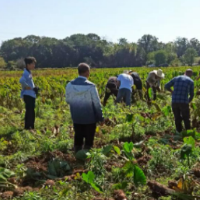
[0,34,200,69]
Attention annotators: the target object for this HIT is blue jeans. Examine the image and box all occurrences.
[116,88,131,106]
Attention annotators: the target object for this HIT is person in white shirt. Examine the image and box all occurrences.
[116,70,134,106]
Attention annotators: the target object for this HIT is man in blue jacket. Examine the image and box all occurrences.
[20,57,39,130]
[66,63,104,152]
[165,69,194,133]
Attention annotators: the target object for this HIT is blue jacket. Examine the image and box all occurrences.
[19,69,36,98]
[66,76,104,124]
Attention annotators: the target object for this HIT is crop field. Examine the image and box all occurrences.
[1,66,200,200]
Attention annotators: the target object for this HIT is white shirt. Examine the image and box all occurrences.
[117,73,134,92]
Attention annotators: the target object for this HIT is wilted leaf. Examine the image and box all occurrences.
[96,126,100,133]
[151,101,162,112]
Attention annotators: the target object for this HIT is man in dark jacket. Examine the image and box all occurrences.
[103,76,119,106]
[129,71,143,101]
[66,63,104,152]
[165,69,194,133]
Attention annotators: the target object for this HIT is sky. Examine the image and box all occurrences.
[0,0,199,44]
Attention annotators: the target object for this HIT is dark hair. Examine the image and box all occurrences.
[78,63,90,75]
[24,57,36,67]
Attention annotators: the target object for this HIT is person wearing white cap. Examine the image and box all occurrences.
[116,70,134,106]
[146,69,165,101]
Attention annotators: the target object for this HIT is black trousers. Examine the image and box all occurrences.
[73,123,96,152]
[24,95,35,130]
[172,103,190,132]
[103,87,118,106]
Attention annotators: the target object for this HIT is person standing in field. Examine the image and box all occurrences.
[146,69,165,101]
[116,70,134,106]
[103,76,119,106]
[19,57,39,130]
[66,63,104,153]
[165,69,194,133]
[129,71,143,101]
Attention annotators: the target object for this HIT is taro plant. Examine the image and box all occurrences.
[121,142,146,186]
[0,167,16,189]
[112,142,146,189]
[86,149,107,187]
[82,171,103,193]
[180,136,195,168]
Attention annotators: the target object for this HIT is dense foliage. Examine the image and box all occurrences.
[0,67,200,199]
[0,34,200,69]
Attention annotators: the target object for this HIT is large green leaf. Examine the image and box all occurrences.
[0,174,7,181]
[75,149,89,161]
[82,171,95,184]
[47,159,71,178]
[133,165,146,186]
[182,130,195,138]
[91,183,103,193]
[181,144,192,159]
[123,161,134,177]
[113,146,121,155]
[123,142,134,153]
[102,145,113,156]
[123,142,134,160]
[126,114,134,123]
[148,88,152,99]
[183,136,195,149]
[162,106,171,117]
[82,171,103,193]
[0,168,15,180]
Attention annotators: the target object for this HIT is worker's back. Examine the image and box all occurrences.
[171,75,194,103]
[117,73,134,91]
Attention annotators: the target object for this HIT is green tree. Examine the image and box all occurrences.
[183,48,198,66]
[146,52,155,65]
[0,57,6,68]
[154,50,168,66]
[190,38,200,56]
[7,61,17,70]
[137,34,160,64]
[170,58,181,67]
[138,34,159,54]
[167,52,177,63]
[175,37,189,57]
